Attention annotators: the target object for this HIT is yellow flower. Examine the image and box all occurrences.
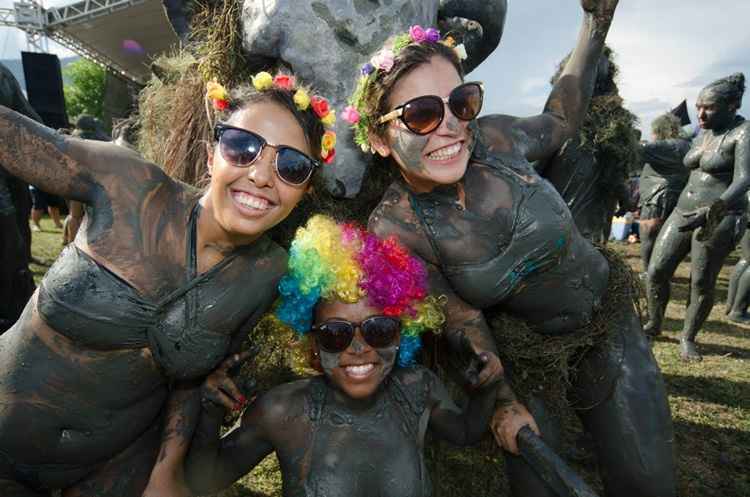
[252,71,273,91]
[206,81,228,101]
[321,130,336,151]
[320,109,336,126]
[293,89,310,111]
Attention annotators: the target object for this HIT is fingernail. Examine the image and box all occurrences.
[238,395,247,403]
[233,403,241,411]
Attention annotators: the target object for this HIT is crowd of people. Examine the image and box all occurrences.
[0,0,748,496]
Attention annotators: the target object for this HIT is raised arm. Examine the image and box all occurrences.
[0,106,157,204]
[640,139,690,176]
[480,0,618,161]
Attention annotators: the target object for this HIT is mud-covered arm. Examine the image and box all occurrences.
[640,140,689,176]
[480,0,618,162]
[722,124,750,207]
[426,364,499,446]
[185,395,275,494]
[0,105,159,204]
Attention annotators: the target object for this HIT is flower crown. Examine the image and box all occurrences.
[206,72,337,164]
[342,25,468,153]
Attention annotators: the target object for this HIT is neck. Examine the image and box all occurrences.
[328,381,384,411]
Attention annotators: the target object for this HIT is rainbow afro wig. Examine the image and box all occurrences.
[276,215,445,367]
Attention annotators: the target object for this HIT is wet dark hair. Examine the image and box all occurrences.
[700,72,746,109]
[360,41,464,140]
[214,82,326,160]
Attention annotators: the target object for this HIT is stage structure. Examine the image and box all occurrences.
[0,0,180,84]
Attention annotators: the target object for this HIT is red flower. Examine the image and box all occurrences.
[212,99,229,111]
[311,96,330,118]
[322,147,336,164]
[273,74,295,90]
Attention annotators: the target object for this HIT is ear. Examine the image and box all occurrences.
[368,131,392,158]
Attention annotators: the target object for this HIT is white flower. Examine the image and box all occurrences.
[454,43,468,61]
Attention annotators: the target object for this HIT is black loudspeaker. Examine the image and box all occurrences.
[21,52,69,129]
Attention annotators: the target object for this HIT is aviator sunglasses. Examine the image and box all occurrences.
[378,81,484,135]
[214,123,320,186]
[313,316,401,353]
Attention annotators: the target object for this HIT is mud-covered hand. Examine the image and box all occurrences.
[201,349,257,413]
[678,207,708,232]
[458,333,504,390]
[491,401,541,455]
[581,0,618,19]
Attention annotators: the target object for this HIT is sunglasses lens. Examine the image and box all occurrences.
[317,322,354,353]
[362,317,400,348]
[402,96,444,134]
[449,83,483,121]
[276,148,315,185]
[219,128,263,166]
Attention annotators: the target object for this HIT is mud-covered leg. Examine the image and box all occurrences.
[638,218,663,273]
[62,420,161,497]
[504,396,561,497]
[682,216,743,360]
[577,309,676,497]
[645,214,692,336]
[726,228,750,321]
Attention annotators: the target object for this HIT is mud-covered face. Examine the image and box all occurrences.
[205,102,311,245]
[696,89,737,131]
[373,56,472,193]
[313,299,400,400]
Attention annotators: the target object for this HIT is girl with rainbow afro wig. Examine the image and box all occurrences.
[185,216,504,497]
[276,214,445,367]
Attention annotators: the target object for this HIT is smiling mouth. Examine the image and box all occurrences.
[343,363,377,379]
[426,142,462,161]
[232,190,275,211]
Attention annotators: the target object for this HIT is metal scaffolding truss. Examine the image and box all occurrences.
[0,0,179,84]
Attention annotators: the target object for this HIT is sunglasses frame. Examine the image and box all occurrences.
[312,315,402,353]
[378,81,485,135]
[213,123,321,186]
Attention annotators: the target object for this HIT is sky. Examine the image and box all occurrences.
[2,0,749,134]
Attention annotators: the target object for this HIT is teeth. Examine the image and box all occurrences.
[427,143,461,160]
[234,191,270,210]
[344,364,375,377]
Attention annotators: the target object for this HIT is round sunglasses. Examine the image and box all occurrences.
[378,82,484,135]
[214,123,320,186]
[313,316,401,353]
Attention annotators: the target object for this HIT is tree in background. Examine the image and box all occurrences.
[63,59,106,121]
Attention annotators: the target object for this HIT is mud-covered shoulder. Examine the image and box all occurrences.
[250,377,320,430]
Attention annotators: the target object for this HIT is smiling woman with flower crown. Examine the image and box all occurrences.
[0,71,335,497]
[342,1,676,496]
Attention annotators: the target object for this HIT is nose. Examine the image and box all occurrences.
[438,101,462,135]
[248,146,275,187]
[347,329,372,354]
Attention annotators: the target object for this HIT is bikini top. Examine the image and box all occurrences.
[37,203,286,380]
[408,139,572,309]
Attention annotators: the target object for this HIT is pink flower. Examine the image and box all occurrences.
[341,105,361,125]
[371,49,394,72]
[425,27,440,43]
[409,25,427,43]
[273,74,295,90]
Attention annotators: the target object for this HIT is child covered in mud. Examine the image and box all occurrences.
[184,215,502,497]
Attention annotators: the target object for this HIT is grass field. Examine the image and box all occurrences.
[29,219,750,496]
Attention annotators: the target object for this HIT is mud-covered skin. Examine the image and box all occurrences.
[638,138,691,270]
[0,107,287,495]
[368,2,675,495]
[646,114,750,358]
[726,220,750,322]
[185,365,498,497]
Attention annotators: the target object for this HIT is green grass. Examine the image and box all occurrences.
[30,225,750,496]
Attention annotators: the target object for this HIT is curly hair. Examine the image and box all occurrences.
[651,112,682,141]
[276,215,445,366]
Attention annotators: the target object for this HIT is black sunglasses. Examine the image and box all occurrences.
[378,82,484,135]
[214,123,320,186]
[313,316,401,353]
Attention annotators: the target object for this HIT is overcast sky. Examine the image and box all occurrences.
[2,0,749,134]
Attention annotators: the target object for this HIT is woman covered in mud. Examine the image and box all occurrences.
[645,73,749,360]
[0,71,336,496]
[341,1,676,496]
[184,215,501,497]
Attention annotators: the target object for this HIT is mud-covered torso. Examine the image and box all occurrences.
[392,142,609,334]
[275,368,432,497]
[679,118,749,213]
